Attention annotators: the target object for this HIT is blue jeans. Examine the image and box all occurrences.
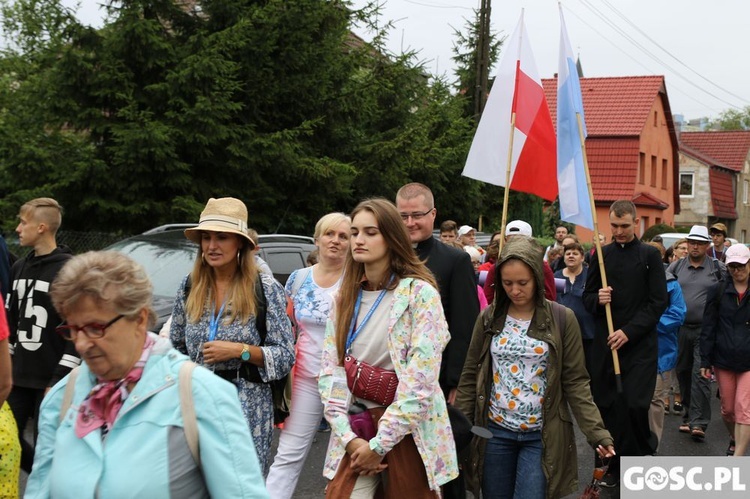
[483,421,546,499]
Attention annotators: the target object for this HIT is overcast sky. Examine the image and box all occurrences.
[348,0,749,121]
[66,0,749,120]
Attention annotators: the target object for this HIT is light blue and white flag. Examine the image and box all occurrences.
[557,5,594,229]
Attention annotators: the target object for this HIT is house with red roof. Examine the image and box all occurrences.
[677,131,750,242]
[542,75,680,243]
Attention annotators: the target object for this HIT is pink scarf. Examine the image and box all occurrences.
[75,335,156,438]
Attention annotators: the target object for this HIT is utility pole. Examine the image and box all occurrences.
[474,0,491,119]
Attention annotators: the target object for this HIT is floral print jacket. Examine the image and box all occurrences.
[318,277,459,491]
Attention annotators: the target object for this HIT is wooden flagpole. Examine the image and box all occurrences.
[499,112,517,254]
[577,113,623,393]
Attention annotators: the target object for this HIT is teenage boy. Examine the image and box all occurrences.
[708,223,728,262]
[439,220,458,243]
[6,198,78,472]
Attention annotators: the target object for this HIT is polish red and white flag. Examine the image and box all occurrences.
[462,12,557,201]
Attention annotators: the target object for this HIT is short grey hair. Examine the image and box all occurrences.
[51,251,156,328]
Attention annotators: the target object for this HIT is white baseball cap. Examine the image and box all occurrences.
[726,244,750,265]
[505,220,533,237]
[457,225,476,238]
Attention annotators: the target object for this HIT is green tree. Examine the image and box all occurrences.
[712,106,750,130]
[0,0,487,236]
[451,10,503,121]
[0,0,98,229]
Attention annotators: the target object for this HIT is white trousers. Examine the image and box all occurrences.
[266,370,327,499]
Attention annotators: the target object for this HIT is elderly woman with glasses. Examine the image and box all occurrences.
[701,244,750,457]
[24,251,269,498]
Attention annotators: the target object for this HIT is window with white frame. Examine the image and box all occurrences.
[680,173,694,197]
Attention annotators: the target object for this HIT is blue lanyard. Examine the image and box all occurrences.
[208,299,227,342]
[345,275,394,353]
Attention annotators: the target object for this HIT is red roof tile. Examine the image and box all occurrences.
[542,76,667,136]
[541,75,680,213]
[585,138,640,201]
[680,131,750,173]
[709,168,738,219]
[632,192,670,209]
[680,143,730,170]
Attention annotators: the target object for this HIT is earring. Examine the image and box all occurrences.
[237,251,241,264]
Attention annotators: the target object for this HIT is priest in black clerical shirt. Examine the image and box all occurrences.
[584,200,668,487]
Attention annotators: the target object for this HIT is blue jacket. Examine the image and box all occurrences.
[657,272,686,373]
[25,334,269,499]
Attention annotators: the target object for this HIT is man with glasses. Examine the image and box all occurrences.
[396,183,478,499]
[667,225,728,441]
[6,198,78,473]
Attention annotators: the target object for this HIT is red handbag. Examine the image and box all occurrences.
[344,355,399,406]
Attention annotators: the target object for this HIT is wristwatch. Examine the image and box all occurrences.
[240,344,251,362]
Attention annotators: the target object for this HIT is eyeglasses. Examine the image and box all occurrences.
[728,265,748,272]
[399,209,434,221]
[56,315,125,341]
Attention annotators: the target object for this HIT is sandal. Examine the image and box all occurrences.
[727,440,736,456]
[679,423,691,433]
[691,427,706,440]
[673,402,684,413]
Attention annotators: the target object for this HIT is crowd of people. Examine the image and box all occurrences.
[0,191,746,498]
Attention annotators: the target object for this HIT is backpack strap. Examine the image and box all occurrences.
[550,301,567,339]
[179,360,200,468]
[286,267,312,339]
[255,275,267,345]
[289,266,313,299]
[711,258,728,282]
[59,366,81,424]
[56,360,200,467]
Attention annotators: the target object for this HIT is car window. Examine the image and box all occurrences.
[262,250,306,282]
[109,240,195,298]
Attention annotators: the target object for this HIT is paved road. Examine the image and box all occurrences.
[280,382,730,498]
[18,382,729,497]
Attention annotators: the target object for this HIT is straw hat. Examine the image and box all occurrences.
[184,197,255,249]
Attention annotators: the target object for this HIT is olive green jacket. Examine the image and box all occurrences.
[454,300,613,498]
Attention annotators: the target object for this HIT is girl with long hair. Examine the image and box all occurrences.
[319,198,458,498]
